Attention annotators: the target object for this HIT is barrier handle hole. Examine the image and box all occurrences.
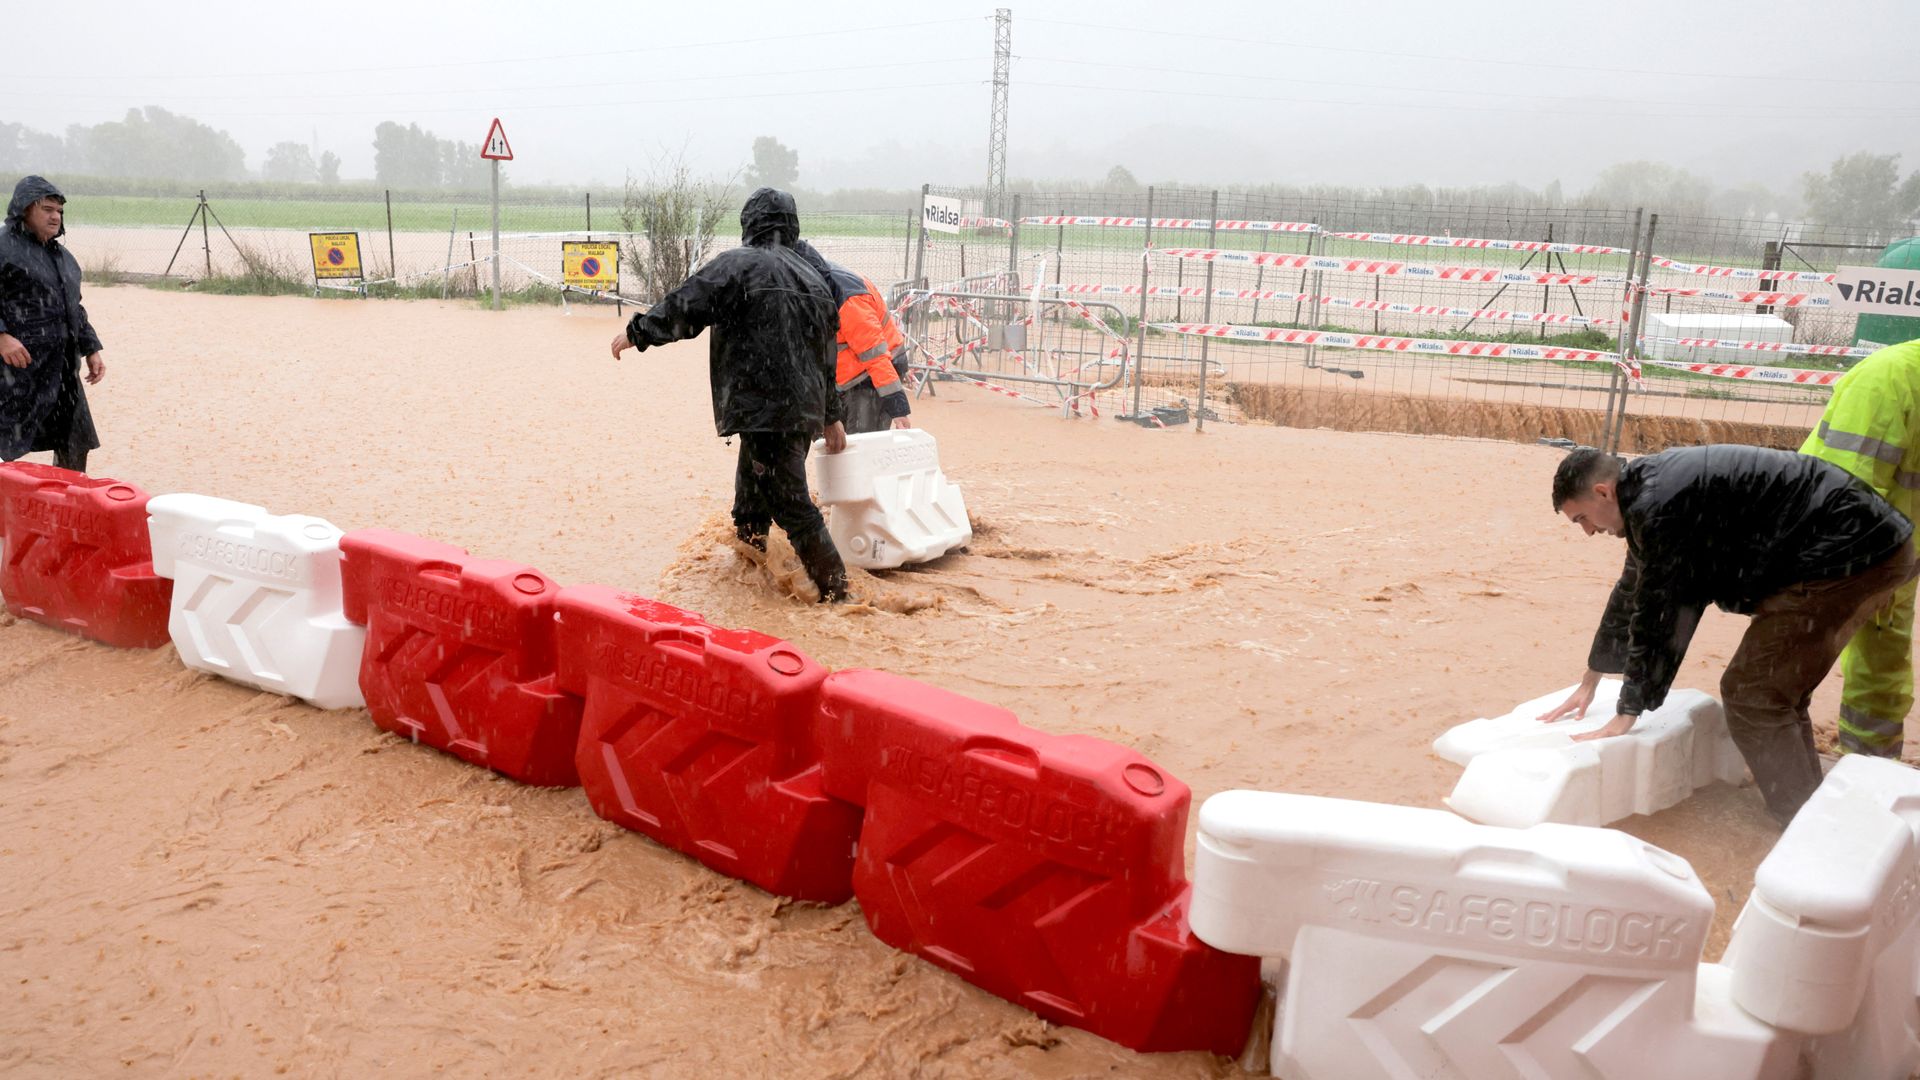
[962,738,1041,775]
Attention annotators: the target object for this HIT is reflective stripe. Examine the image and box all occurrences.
[1838,731,1904,757]
[1839,702,1906,737]
[837,371,872,391]
[856,342,889,362]
[1817,420,1905,466]
[875,380,905,397]
[1898,469,1920,491]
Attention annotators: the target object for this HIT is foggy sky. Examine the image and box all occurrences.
[7,0,1917,194]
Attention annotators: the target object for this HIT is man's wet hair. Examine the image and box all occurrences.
[1551,447,1623,510]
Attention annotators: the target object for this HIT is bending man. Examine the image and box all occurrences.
[610,187,849,602]
[1543,444,1915,825]
[1801,338,1920,757]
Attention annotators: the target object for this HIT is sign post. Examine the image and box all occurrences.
[481,118,514,311]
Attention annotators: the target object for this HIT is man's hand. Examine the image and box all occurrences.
[1571,714,1638,742]
[83,351,105,385]
[0,333,29,369]
[610,331,632,360]
[890,416,912,430]
[1538,668,1604,723]
[822,421,847,454]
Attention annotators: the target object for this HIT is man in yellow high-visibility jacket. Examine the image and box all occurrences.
[1801,338,1920,757]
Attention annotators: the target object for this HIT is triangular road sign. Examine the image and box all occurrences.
[481,118,513,161]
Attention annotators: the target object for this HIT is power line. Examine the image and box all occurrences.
[0,16,986,82]
[1023,17,1920,87]
[127,79,988,121]
[2,57,988,105]
[1017,79,1920,122]
[1017,55,1920,115]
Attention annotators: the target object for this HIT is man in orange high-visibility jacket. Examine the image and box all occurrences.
[820,260,913,435]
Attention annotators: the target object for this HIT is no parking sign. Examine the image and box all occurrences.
[562,240,619,292]
[308,232,363,281]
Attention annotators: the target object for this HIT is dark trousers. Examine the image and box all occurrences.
[732,431,848,602]
[1722,541,1920,824]
[839,381,892,436]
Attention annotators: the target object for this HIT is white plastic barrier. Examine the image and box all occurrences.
[1720,754,1920,1079]
[1433,680,1748,828]
[147,493,365,709]
[1190,790,1797,1080]
[810,429,971,570]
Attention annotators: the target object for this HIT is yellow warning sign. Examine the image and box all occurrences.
[562,241,620,291]
[308,232,363,280]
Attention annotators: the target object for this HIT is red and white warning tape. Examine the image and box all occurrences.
[1156,248,1624,285]
[1638,359,1844,385]
[1327,232,1629,256]
[1018,216,1319,232]
[1153,322,1629,369]
[1045,283,1615,326]
[1648,256,1835,284]
[1642,286,1831,307]
[1641,337,1873,360]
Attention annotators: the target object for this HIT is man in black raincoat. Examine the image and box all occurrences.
[1,176,105,471]
[1542,445,1917,825]
[610,187,849,602]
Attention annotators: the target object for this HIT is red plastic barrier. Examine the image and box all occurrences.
[817,669,1260,1055]
[555,585,860,902]
[339,528,581,786]
[0,463,170,648]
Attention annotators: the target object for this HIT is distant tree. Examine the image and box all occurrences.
[262,141,317,182]
[1579,160,1713,214]
[1543,179,1564,207]
[1103,165,1140,193]
[77,107,245,181]
[317,150,341,185]
[1803,152,1920,234]
[744,136,799,189]
[372,121,491,190]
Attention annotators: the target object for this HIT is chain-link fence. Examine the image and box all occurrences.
[897,183,1907,451]
[62,185,915,308]
[54,177,1911,453]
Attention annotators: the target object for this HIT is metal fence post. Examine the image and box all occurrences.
[1132,186,1154,420]
[1304,228,1323,370]
[1197,189,1218,432]
[902,208,914,279]
[199,190,211,278]
[1007,193,1021,282]
[1250,231,1270,323]
[384,189,396,289]
[912,183,929,288]
[1618,214,1659,454]
[1602,208,1645,451]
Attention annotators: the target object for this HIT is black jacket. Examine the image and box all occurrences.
[0,175,99,461]
[1588,444,1913,714]
[623,188,841,437]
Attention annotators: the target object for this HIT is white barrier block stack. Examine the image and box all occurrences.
[1190,790,1797,1080]
[810,429,971,570]
[1434,680,1748,828]
[1720,754,1920,1079]
[147,493,365,709]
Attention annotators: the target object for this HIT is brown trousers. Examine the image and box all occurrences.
[1722,541,1920,825]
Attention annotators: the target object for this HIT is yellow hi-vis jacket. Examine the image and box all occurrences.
[1801,339,1920,516]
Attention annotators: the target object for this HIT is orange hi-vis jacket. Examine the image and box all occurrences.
[834,274,906,398]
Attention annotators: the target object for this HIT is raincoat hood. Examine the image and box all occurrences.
[739,187,799,247]
[7,175,66,240]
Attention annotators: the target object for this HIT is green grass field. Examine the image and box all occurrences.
[67,192,915,241]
